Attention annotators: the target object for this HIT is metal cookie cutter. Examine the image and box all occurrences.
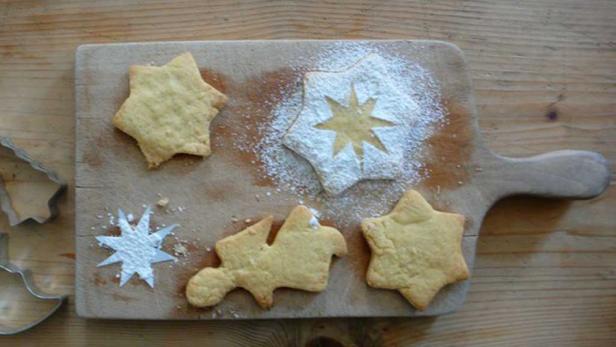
[0,137,66,225]
[0,137,67,335]
[0,234,67,335]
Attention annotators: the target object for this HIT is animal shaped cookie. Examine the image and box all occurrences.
[186,206,347,309]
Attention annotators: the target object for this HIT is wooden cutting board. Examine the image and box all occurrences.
[74,40,610,319]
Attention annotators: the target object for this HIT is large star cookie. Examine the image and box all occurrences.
[186,206,347,309]
[283,54,419,195]
[361,190,469,310]
[112,52,227,168]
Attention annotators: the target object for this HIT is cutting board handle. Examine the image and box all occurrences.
[489,150,610,200]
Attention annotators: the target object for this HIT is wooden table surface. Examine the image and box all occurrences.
[0,1,614,346]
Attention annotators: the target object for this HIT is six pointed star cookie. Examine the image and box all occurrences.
[186,206,348,309]
[361,190,469,310]
[283,54,419,195]
[112,52,227,168]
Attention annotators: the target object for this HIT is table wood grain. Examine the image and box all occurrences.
[0,0,614,345]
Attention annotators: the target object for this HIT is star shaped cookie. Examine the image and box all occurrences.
[361,190,469,310]
[283,54,419,195]
[112,52,227,168]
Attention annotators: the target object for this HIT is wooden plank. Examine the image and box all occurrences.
[0,0,614,345]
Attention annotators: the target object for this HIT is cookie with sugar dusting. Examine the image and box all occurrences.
[361,189,469,311]
[186,206,347,309]
[283,53,419,195]
[112,52,227,168]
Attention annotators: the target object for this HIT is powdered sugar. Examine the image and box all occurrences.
[284,53,424,195]
[240,42,445,227]
[96,207,177,287]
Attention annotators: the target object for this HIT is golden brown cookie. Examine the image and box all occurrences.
[361,190,469,310]
[112,52,227,168]
[186,206,347,309]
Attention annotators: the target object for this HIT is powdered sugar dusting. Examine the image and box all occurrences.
[237,42,445,228]
[284,53,427,194]
[95,208,177,288]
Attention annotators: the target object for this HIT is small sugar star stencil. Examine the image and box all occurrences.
[283,53,420,195]
[96,207,176,287]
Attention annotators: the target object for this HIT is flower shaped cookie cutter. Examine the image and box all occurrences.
[0,137,67,335]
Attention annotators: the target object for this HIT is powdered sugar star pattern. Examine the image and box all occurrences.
[96,207,177,287]
[315,84,394,163]
[284,53,423,195]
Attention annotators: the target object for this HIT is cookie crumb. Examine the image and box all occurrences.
[173,243,189,257]
[157,197,169,207]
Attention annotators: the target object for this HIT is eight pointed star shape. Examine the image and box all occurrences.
[315,85,394,163]
[283,54,419,195]
[96,207,176,287]
[112,52,227,168]
[361,190,469,311]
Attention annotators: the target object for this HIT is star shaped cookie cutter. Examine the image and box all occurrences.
[0,137,66,225]
[0,137,67,335]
